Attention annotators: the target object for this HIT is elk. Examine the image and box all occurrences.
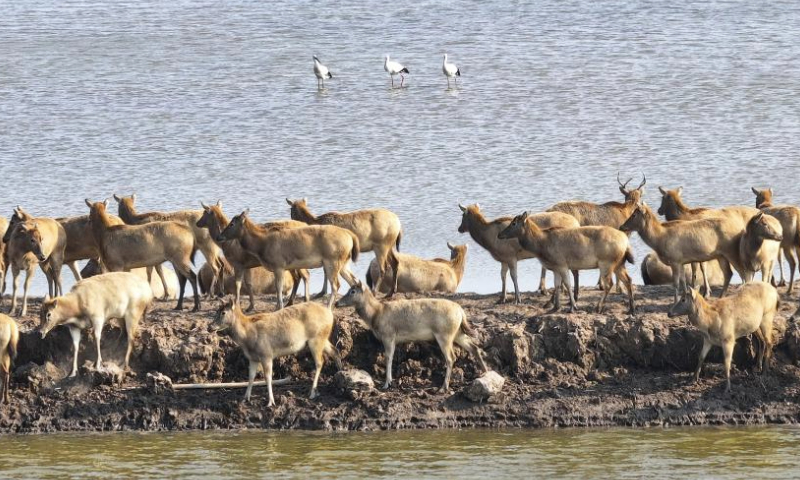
[736,212,783,284]
[547,173,646,228]
[81,258,180,300]
[86,199,201,311]
[196,201,309,311]
[641,252,725,286]
[620,204,742,302]
[457,204,579,304]
[287,198,401,297]
[335,282,489,391]
[39,272,153,378]
[667,282,778,392]
[3,208,68,316]
[211,296,342,406]
[0,314,18,404]
[751,187,800,292]
[365,242,468,295]
[0,217,8,302]
[498,211,635,313]
[217,209,359,309]
[657,186,760,287]
[113,194,225,298]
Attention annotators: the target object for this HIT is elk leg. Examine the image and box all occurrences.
[324,341,343,370]
[777,249,786,286]
[671,264,682,305]
[509,261,521,304]
[546,271,562,313]
[314,270,328,299]
[699,261,711,297]
[616,265,636,314]
[690,262,698,288]
[154,264,170,300]
[385,250,400,298]
[264,359,275,407]
[753,328,766,373]
[572,270,580,301]
[286,271,300,307]
[93,317,104,370]
[383,339,396,389]
[301,269,311,303]
[21,266,34,317]
[718,258,733,297]
[67,261,82,282]
[244,361,257,403]
[596,269,611,313]
[327,266,341,310]
[722,340,734,393]
[274,267,286,310]
[695,339,712,383]
[175,271,187,311]
[308,338,325,400]
[538,266,547,295]
[68,326,81,377]
[9,265,20,315]
[497,263,509,304]
[237,268,253,312]
[435,334,455,392]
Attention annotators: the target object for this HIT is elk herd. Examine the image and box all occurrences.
[0,177,798,404]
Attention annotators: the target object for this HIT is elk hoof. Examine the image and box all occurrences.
[545,306,559,314]
[245,305,255,313]
[312,292,327,300]
[778,280,787,287]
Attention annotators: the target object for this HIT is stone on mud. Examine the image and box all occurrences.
[334,369,374,399]
[146,372,174,394]
[13,361,64,393]
[464,371,505,402]
[80,362,125,386]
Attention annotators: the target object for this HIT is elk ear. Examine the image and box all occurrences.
[446,241,455,250]
[286,198,293,206]
[132,193,137,203]
[216,199,222,208]
[200,201,209,210]
[302,197,307,204]
[85,199,93,208]
[521,211,529,219]
[676,186,683,196]
[103,199,110,209]
[769,187,773,195]
[113,194,121,202]
[751,187,759,195]
[475,203,481,210]
[52,298,58,308]
[658,186,666,195]
[458,203,467,212]
[242,208,250,217]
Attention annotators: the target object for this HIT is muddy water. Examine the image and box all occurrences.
[0,427,798,478]
[3,1,800,297]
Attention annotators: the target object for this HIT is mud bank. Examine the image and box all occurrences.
[3,285,800,434]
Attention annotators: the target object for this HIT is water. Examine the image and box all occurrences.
[2,1,799,297]
[0,427,798,479]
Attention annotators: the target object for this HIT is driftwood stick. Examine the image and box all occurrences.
[172,377,293,390]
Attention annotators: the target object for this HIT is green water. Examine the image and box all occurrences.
[1,427,799,479]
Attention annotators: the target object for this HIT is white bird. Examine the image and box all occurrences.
[442,54,460,87]
[384,55,409,87]
[313,55,333,89]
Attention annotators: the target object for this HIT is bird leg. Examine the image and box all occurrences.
[400,74,405,87]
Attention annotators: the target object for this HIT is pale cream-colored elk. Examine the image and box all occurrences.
[39,272,154,378]
[621,204,744,302]
[196,202,309,311]
[668,282,778,392]
[0,314,19,404]
[547,173,646,227]
[335,282,489,391]
[641,252,726,286]
[3,208,68,316]
[114,194,225,298]
[498,211,635,314]
[217,209,359,309]
[87,199,201,311]
[287,198,401,297]
[657,186,760,287]
[365,242,468,295]
[210,296,342,406]
[751,187,800,292]
[457,204,580,304]
[81,258,180,300]
[736,212,783,284]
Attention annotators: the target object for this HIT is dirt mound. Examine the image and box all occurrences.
[2,285,800,433]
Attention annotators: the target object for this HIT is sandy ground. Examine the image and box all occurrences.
[2,284,800,433]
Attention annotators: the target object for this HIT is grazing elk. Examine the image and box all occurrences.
[336,282,489,391]
[39,272,154,378]
[668,282,778,392]
[498,211,635,314]
[196,201,309,311]
[287,198,401,297]
[87,199,201,311]
[0,314,18,404]
[621,204,742,302]
[217,209,359,309]
[751,187,800,293]
[114,194,225,298]
[366,242,468,296]
[457,204,579,304]
[3,208,68,316]
[211,296,342,406]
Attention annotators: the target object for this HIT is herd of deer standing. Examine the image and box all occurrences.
[0,176,798,406]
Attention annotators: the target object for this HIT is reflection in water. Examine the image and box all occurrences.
[1,427,800,479]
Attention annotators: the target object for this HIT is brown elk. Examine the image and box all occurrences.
[457,204,579,304]
[736,212,783,284]
[547,173,646,227]
[114,194,225,298]
[498,211,635,314]
[196,201,310,311]
[751,187,800,292]
[0,313,18,404]
[287,198,401,297]
[86,199,201,311]
[668,282,778,392]
[0,217,8,303]
[620,204,743,302]
[365,242,468,295]
[217,209,359,309]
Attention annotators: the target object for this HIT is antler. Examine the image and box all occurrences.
[617,172,633,190]
[637,173,647,190]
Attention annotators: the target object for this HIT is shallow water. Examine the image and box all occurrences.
[1,0,799,296]
[1,427,799,479]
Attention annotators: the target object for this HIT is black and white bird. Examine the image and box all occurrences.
[313,55,333,89]
[442,54,460,87]
[384,55,409,87]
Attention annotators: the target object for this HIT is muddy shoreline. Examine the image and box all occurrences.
[3,285,800,434]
